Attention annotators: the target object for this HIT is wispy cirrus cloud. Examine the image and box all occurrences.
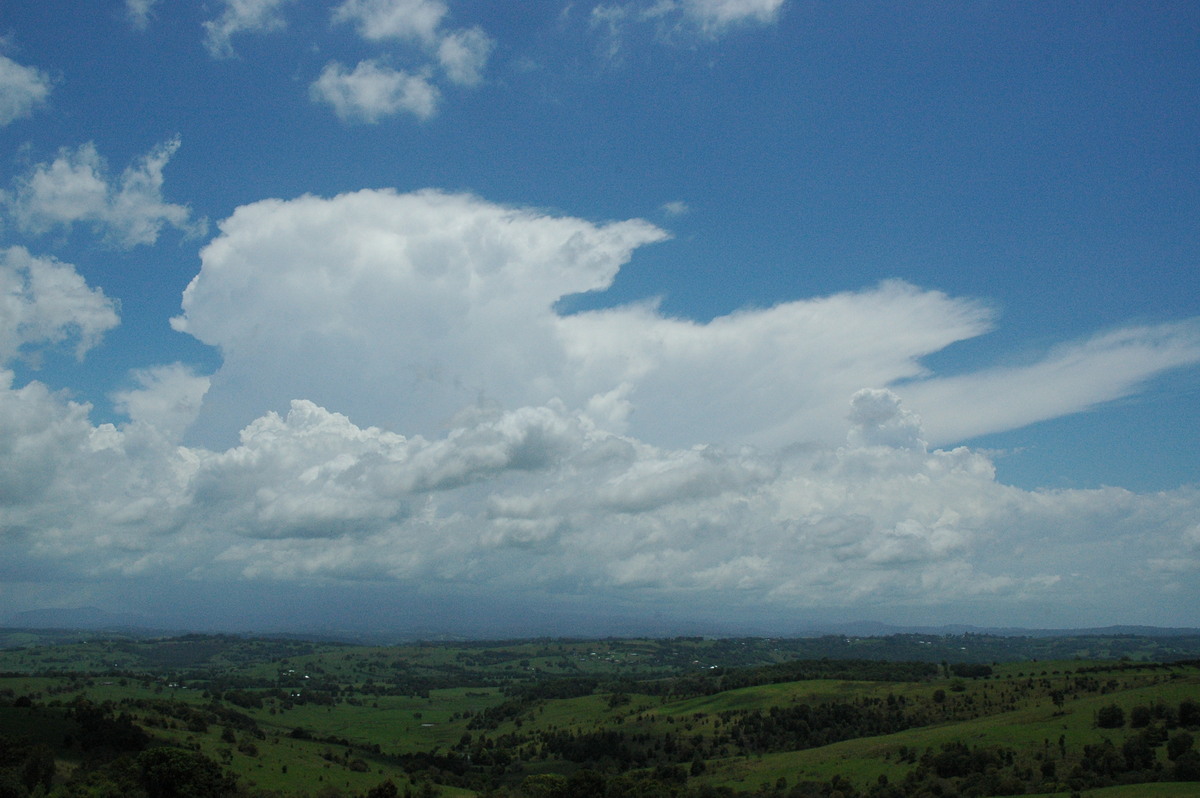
[590,0,786,59]
[902,322,1200,445]
[681,0,786,31]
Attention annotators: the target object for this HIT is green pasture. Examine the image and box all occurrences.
[1,633,1198,797]
[664,679,881,715]
[258,688,497,751]
[1021,785,1200,797]
[147,707,469,796]
[697,664,1200,793]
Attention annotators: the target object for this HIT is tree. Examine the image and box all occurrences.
[18,744,54,794]
[1169,732,1195,762]
[1122,733,1154,771]
[1080,741,1124,778]
[366,779,399,798]
[69,699,150,752]
[0,771,24,798]
[1181,699,1200,728]
[565,768,607,798]
[137,747,235,798]
[1096,704,1125,729]
[1175,750,1200,781]
[519,774,568,798]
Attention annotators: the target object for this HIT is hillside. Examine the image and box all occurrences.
[0,633,1198,797]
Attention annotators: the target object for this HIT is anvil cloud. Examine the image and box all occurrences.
[0,1,1197,632]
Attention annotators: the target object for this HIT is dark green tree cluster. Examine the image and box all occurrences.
[0,736,54,798]
[721,699,917,754]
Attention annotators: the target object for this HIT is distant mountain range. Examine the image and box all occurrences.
[3,606,1198,644]
[803,619,1200,638]
[3,606,176,632]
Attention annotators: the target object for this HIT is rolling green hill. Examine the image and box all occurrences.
[0,632,1197,797]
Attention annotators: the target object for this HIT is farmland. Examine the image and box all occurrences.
[0,631,1198,796]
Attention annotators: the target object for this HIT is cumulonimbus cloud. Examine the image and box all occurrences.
[171,188,1200,453]
[2,188,1199,628]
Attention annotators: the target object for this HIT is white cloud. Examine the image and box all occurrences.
[310,61,439,122]
[332,0,448,44]
[171,189,667,441]
[681,0,785,30]
[661,200,689,216]
[203,0,294,58]
[900,321,1200,445]
[847,388,925,450]
[557,279,993,448]
[0,378,1196,624]
[0,55,53,126]
[125,0,160,30]
[437,27,493,86]
[5,138,204,248]
[590,0,785,54]
[0,247,119,363]
[0,370,195,577]
[0,370,101,509]
[328,0,495,110]
[111,364,211,443]
[3,187,1199,628]
[171,189,1200,457]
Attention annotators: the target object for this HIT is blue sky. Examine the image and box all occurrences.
[0,0,1197,634]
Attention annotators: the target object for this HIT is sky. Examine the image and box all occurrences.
[0,0,1198,636]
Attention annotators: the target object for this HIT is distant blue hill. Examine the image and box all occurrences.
[2,606,173,632]
[2,606,1197,642]
[801,620,1200,638]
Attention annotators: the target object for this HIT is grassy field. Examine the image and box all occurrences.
[1022,786,1200,797]
[0,633,1197,796]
